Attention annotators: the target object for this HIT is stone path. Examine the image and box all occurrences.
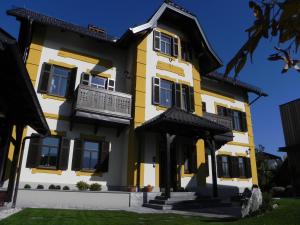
[0,207,22,221]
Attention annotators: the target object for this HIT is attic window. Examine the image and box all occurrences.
[153,30,178,57]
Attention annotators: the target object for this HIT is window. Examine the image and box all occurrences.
[40,137,60,167]
[82,141,101,170]
[153,30,179,57]
[152,77,195,112]
[221,156,230,177]
[72,139,110,173]
[160,34,172,55]
[160,79,173,107]
[183,144,197,174]
[181,85,189,111]
[238,157,246,177]
[38,63,77,98]
[26,134,70,170]
[80,73,115,91]
[216,106,247,132]
[181,41,192,62]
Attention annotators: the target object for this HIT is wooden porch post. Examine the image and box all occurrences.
[165,133,175,198]
[6,124,24,202]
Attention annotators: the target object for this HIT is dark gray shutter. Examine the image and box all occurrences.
[58,138,70,170]
[230,156,239,178]
[188,86,195,112]
[173,83,181,108]
[241,112,248,132]
[172,37,178,57]
[205,153,209,177]
[97,141,110,172]
[245,157,252,178]
[153,30,161,51]
[217,155,223,178]
[202,102,206,112]
[191,144,197,173]
[37,63,52,93]
[67,67,77,99]
[107,79,115,91]
[72,139,82,171]
[26,135,41,168]
[152,77,160,105]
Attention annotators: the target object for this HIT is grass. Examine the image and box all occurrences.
[0,199,299,225]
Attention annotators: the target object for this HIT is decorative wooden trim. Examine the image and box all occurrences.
[58,48,113,68]
[44,113,70,121]
[201,89,235,103]
[156,73,177,82]
[156,61,184,77]
[48,59,76,69]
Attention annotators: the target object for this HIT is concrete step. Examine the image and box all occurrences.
[150,197,221,205]
[143,203,173,210]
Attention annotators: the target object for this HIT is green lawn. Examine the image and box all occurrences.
[0,199,299,225]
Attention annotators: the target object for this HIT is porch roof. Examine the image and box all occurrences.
[136,107,231,138]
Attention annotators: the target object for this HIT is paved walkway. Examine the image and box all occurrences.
[0,207,22,221]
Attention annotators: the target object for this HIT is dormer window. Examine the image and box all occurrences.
[153,30,178,57]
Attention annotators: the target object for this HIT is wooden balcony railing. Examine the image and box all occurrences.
[73,85,132,120]
[203,112,233,130]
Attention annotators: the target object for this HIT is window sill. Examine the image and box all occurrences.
[233,130,248,134]
[76,171,102,177]
[31,168,62,175]
[219,177,234,181]
[156,105,169,111]
[42,94,67,101]
[236,178,250,181]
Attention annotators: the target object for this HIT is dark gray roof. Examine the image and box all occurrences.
[204,72,268,97]
[136,107,231,137]
[7,7,116,43]
[0,27,49,135]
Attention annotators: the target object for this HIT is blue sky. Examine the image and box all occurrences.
[0,0,299,157]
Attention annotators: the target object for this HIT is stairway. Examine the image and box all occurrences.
[143,192,231,210]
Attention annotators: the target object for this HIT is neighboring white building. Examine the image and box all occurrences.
[6,1,267,197]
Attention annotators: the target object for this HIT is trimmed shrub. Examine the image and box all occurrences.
[36,184,44,189]
[55,185,61,190]
[48,184,56,190]
[89,183,102,191]
[63,186,70,190]
[76,181,90,191]
[24,184,31,189]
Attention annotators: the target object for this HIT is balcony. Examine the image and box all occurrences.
[71,84,132,127]
[203,112,233,148]
[203,112,233,130]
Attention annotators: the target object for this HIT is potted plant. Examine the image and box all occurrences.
[127,186,136,192]
[144,185,153,192]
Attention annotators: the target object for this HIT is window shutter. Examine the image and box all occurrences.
[245,157,252,178]
[173,83,181,108]
[97,141,110,172]
[107,79,115,91]
[217,155,223,178]
[58,137,70,170]
[202,102,206,113]
[37,63,52,93]
[205,153,209,177]
[153,30,161,51]
[172,37,179,57]
[230,156,239,178]
[81,73,90,86]
[191,144,197,173]
[152,77,160,105]
[26,135,41,168]
[241,112,248,132]
[188,86,195,112]
[72,139,82,171]
[67,67,77,99]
